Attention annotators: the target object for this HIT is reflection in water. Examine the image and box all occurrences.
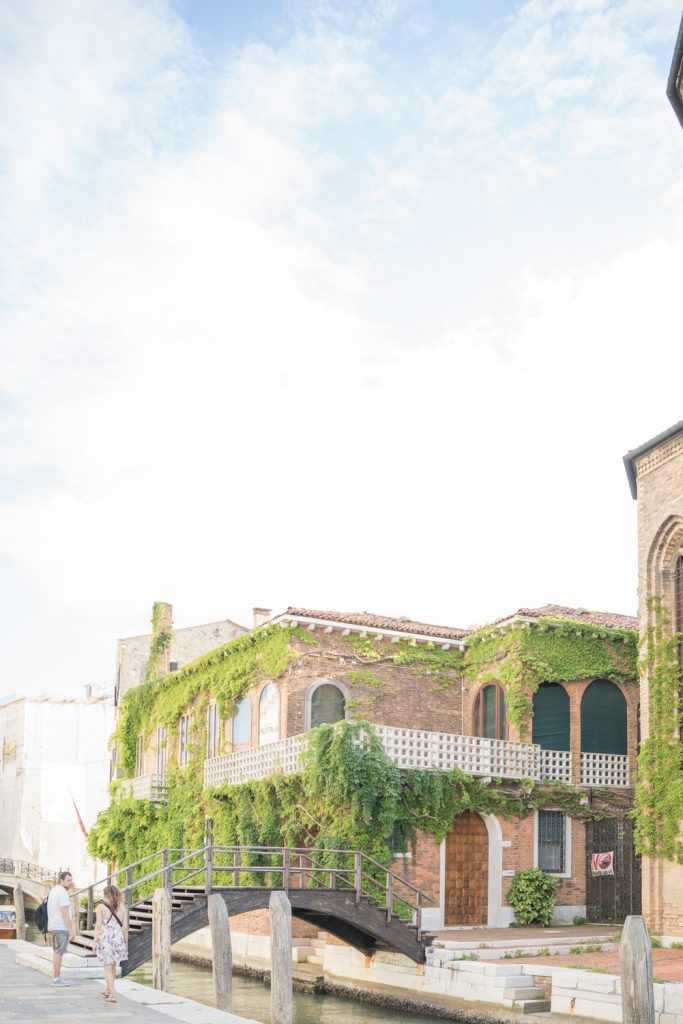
[129,960,443,1024]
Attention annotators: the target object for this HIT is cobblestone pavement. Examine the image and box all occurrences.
[0,946,257,1024]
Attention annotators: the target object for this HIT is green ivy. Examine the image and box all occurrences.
[465,618,637,734]
[633,597,683,862]
[113,624,317,777]
[146,602,173,684]
[91,720,621,894]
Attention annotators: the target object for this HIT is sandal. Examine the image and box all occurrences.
[105,994,117,1003]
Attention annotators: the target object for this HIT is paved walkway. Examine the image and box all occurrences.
[0,946,258,1024]
[494,946,683,983]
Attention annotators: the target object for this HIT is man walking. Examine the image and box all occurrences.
[47,870,75,986]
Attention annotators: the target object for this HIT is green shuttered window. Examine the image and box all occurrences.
[532,683,570,751]
[581,679,627,754]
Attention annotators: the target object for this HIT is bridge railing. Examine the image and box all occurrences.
[0,858,58,884]
[72,844,433,939]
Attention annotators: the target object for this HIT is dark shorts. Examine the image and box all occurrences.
[50,931,69,954]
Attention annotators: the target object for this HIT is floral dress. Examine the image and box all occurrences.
[95,905,128,965]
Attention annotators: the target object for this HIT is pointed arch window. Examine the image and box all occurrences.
[472,684,506,740]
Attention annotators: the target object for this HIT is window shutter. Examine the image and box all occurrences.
[581,680,627,754]
[532,683,570,751]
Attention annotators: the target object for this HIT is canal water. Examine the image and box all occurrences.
[128,960,445,1024]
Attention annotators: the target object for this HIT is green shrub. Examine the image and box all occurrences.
[573,915,587,925]
[507,868,557,926]
[458,953,479,961]
[670,941,683,950]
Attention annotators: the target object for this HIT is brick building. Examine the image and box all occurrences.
[625,419,683,937]
[122,602,639,940]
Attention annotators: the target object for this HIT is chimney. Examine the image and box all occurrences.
[252,607,272,629]
[149,601,173,679]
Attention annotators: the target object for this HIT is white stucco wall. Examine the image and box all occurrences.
[0,694,115,886]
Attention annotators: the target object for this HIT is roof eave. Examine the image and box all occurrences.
[667,13,683,131]
[623,419,683,499]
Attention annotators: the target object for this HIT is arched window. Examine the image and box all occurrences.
[232,697,251,746]
[258,683,280,746]
[532,683,570,751]
[581,679,627,754]
[472,684,506,739]
[309,682,346,730]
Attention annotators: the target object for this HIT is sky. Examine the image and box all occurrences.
[1,0,683,698]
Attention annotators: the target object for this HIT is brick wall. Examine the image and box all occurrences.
[633,428,683,935]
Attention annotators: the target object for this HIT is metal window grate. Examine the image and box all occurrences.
[538,810,565,873]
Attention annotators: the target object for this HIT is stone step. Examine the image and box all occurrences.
[307,954,324,965]
[502,986,547,1003]
[512,998,551,1014]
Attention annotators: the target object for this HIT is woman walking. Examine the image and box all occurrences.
[93,884,128,1002]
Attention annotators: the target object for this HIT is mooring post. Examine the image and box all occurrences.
[14,883,26,940]
[269,890,292,1024]
[620,915,655,1024]
[152,886,172,992]
[70,893,81,937]
[208,893,232,1012]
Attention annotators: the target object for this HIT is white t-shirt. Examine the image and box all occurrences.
[47,885,71,932]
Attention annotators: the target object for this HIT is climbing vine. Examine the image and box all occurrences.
[91,720,620,887]
[145,602,173,683]
[633,597,683,862]
[464,618,637,734]
[113,624,318,776]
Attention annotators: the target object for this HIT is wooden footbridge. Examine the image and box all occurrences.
[70,845,434,974]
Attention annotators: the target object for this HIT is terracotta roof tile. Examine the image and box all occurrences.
[283,607,469,641]
[492,604,638,631]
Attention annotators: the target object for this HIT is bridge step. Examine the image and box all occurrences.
[511,999,552,1014]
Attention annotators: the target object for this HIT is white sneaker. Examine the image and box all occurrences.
[51,977,70,986]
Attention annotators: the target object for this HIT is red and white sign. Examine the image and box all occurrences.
[591,851,614,875]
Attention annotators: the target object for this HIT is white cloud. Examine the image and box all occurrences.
[1,0,682,695]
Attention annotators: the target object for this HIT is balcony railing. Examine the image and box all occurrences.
[580,752,629,788]
[204,734,307,788]
[203,726,633,790]
[538,748,572,784]
[120,773,169,803]
[204,725,541,788]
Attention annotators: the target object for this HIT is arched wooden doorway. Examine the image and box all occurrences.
[444,812,489,926]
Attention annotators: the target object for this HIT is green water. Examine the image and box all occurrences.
[129,960,445,1024]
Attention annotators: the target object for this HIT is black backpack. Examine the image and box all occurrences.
[34,893,49,934]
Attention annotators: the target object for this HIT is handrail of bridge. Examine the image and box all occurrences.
[0,858,58,884]
[72,845,434,940]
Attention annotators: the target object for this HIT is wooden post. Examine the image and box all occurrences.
[208,893,232,1012]
[126,866,134,910]
[269,891,292,1024]
[386,872,393,923]
[205,845,213,895]
[14,883,26,941]
[233,848,241,888]
[282,848,290,892]
[162,848,172,892]
[152,887,172,992]
[354,852,362,906]
[70,894,81,937]
[86,886,94,930]
[620,915,655,1024]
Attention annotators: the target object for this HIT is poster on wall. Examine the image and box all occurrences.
[591,851,614,875]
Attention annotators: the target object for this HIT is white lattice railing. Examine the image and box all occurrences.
[203,725,541,788]
[580,752,629,788]
[372,725,540,780]
[538,748,573,783]
[204,734,308,787]
[120,773,168,803]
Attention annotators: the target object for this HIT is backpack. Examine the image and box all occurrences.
[34,893,49,934]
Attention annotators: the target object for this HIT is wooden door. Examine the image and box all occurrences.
[444,812,489,926]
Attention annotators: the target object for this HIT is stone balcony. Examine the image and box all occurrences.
[203,725,630,790]
[120,773,168,803]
